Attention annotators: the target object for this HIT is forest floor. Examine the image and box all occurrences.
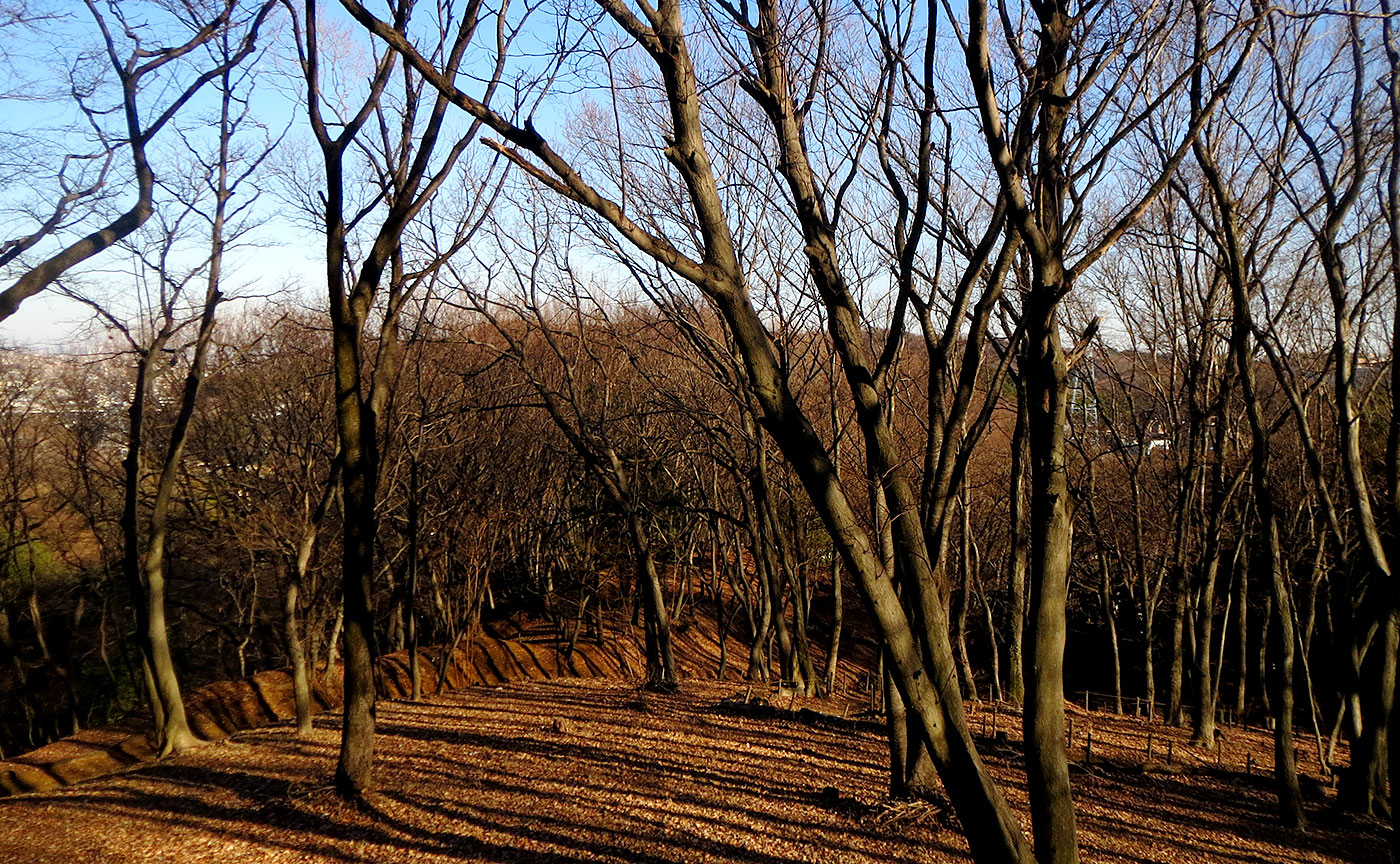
[0,678,1386,864]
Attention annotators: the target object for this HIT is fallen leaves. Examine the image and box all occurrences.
[0,680,1385,864]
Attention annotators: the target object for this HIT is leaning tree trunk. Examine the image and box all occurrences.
[120,327,204,756]
[627,511,678,690]
[1212,148,1305,824]
[883,661,910,798]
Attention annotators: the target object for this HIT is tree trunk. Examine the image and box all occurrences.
[284,562,313,737]
[333,381,378,796]
[1023,289,1080,864]
[1191,414,1231,747]
[977,552,1003,704]
[824,557,843,697]
[1007,377,1029,705]
[1096,550,1123,715]
[1166,446,1201,727]
[753,449,800,690]
[1264,517,1306,827]
[323,606,343,691]
[1344,613,1397,816]
[629,511,678,690]
[407,455,421,701]
[883,662,909,798]
[1235,543,1249,720]
[121,340,199,756]
[1190,544,1222,747]
[325,199,383,795]
[1167,562,1188,726]
[955,486,979,701]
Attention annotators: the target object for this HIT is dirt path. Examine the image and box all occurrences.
[0,680,1385,863]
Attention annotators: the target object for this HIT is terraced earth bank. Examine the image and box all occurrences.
[0,678,1387,864]
[0,614,1385,863]
[0,614,828,796]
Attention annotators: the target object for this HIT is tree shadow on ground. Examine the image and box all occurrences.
[0,680,1386,864]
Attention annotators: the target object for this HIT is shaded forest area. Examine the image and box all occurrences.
[2,0,1400,862]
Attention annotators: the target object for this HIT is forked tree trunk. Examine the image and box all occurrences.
[628,511,678,689]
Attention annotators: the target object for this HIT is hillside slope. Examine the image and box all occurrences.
[0,607,876,796]
[0,679,1385,864]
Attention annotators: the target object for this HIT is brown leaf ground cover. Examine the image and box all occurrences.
[0,679,1386,864]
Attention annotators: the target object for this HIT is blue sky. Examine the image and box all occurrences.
[0,0,554,351]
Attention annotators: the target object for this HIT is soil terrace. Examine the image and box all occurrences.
[0,678,1386,864]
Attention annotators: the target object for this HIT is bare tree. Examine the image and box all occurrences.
[290,0,527,795]
[0,0,273,322]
